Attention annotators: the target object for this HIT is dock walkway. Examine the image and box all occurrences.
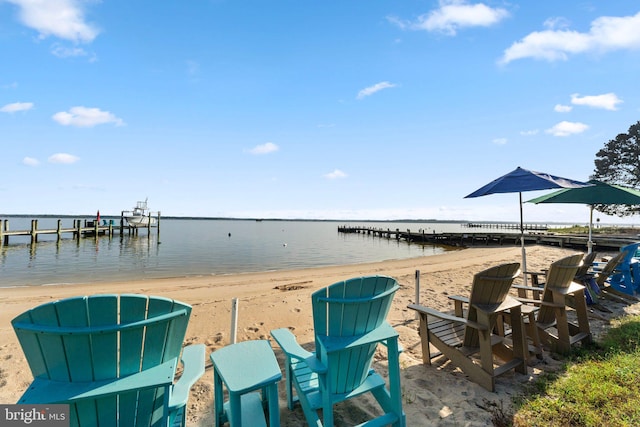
[1,214,160,246]
[338,226,638,252]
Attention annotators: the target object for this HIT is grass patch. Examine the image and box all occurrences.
[512,315,640,427]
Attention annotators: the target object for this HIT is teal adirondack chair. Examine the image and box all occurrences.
[12,294,205,427]
[271,275,405,427]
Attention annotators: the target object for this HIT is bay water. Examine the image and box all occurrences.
[0,217,506,288]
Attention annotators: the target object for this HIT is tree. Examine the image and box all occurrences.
[593,120,640,217]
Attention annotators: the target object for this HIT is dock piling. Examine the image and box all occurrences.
[0,216,156,246]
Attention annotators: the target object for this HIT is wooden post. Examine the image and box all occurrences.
[156,211,161,238]
[0,219,4,246]
[415,270,420,320]
[76,219,81,240]
[57,219,62,242]
[30,219,38,244]
[230,298,239,344]
[94,218,99,238]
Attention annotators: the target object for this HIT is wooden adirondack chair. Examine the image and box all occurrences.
[271,275,405,427]
[12,294,205,427]
[408,263,525,392]
[527,251,596,292]
[514,253,591,354]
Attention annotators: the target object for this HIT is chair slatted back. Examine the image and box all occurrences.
[596,250,628,286]
[575,252,597,280]
[620,242,640,262]
[537,253,584,325]
[12,294,191,427]
[463,263,521,347]
[312,276,398,395]
[614,243,640,275]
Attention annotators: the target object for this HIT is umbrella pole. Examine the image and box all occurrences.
[588,205,594,254]
[520,192,528,286]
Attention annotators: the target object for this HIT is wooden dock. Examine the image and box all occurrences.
[462,222,548,231]
[1,213,161,246]
[337,226,638,252]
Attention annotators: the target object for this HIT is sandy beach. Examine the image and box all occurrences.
[1,245,639,426]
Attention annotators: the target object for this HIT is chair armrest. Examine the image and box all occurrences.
[474,296,521,314]
[169,344,206,411]
[270,328,327,373]
[408,304,487,331]
[19,359,176,404]
[448,295,469,303]
[512,285,541,291]
[317,322,400,354]
[517,297,564,308]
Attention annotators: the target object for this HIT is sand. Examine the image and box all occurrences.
[1,245,639,426]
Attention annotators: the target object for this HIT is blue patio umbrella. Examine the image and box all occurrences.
[465,167,591,284]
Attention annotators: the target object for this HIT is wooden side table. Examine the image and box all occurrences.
[210,340,282,427]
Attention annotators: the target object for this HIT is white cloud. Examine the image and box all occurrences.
[52,106,124,127]
[546,121,589,137]
[6,0,99,43]
[570,93,623,111]
[492,138,507,145]
[22,157,39,166]
[386,16,408,30]
[357,81,397,99]
[1,102,33,113]
[554,104,572,113]
[48,153,80,164]
[324,169,347,179]
[51,44,89,58]
[500,11,640,64]
[389,1,509,36]
[543,17,571,31]
[248,142,279,155]
[520,129,539,136]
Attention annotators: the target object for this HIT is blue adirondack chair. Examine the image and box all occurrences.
[602,242,640,295]
[271,275,405,427]
[12,294,205,427]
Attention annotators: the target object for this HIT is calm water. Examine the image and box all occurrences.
[0,218,504,288]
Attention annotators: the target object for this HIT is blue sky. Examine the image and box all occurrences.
[2,1,640,224]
